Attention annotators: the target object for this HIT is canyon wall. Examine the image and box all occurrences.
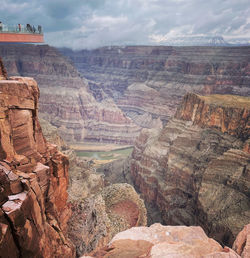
[61,46,250,128]
[1,45,249,144]
[130,93,250,246]
[0,73,75,257]
[0,44,140,144]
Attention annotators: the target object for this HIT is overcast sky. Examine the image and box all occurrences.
[1,0,250,49]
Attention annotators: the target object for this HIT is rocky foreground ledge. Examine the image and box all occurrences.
[83,223,249,257]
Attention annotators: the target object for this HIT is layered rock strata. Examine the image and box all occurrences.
[0,74,75,257]
[61,46,250,128]
[0,44,140,144]
[130,93,250,246]
[87,224,240,258]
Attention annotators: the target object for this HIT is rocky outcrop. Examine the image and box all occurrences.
[0,73,75,257]
[87,224,240,258]
[0,44,141,144]
[130,93,250,246]
[61,46,250,128]
[68,183,147,257]
[233,224,250,257]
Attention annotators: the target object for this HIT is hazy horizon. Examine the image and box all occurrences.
[1,0,250,49]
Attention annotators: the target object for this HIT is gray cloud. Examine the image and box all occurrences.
[0,0,250,49]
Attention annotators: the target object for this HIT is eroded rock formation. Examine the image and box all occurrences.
[68,183,147,257]
[130,93,250,246]
[0,73,75,257]
[61,46,250,128]
[0,44,140,144]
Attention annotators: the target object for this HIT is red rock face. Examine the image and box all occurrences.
[0,70,75,257]
[175,93,250,140]
[130,93,250,246]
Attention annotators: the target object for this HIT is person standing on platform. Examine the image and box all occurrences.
[0,22,2,32]
[18,24,21,32]
[38,25,42,34]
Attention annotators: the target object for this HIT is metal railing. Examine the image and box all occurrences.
[0,24,43,34]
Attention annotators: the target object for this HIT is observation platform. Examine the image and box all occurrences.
[0,24,44,43]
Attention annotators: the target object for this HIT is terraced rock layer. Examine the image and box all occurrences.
[0,75,75,257]
[61,46,250,128]
[0,44,140,144]
[130,93,250,246]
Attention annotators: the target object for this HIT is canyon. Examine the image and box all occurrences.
[0,43,250,258]
[0,44,140,144]
[0,60,147,257]
[1,45,250,146]
[61,46,250,129]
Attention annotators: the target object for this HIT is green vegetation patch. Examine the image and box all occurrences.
[76,147,133,161]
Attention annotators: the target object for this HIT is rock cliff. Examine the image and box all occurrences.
[61,46,250,128]
[0,72,75,257]
[130,93,250,246]
[0,44,140,144]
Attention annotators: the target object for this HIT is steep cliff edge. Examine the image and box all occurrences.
[131,93,250,246]
[61,46,250,128]
[0,72,75,257]
[0,44,140,144]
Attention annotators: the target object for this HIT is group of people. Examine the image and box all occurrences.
[25,24,42,34]
[0,22,42,34]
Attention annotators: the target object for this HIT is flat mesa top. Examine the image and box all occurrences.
[198,94,250,109]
